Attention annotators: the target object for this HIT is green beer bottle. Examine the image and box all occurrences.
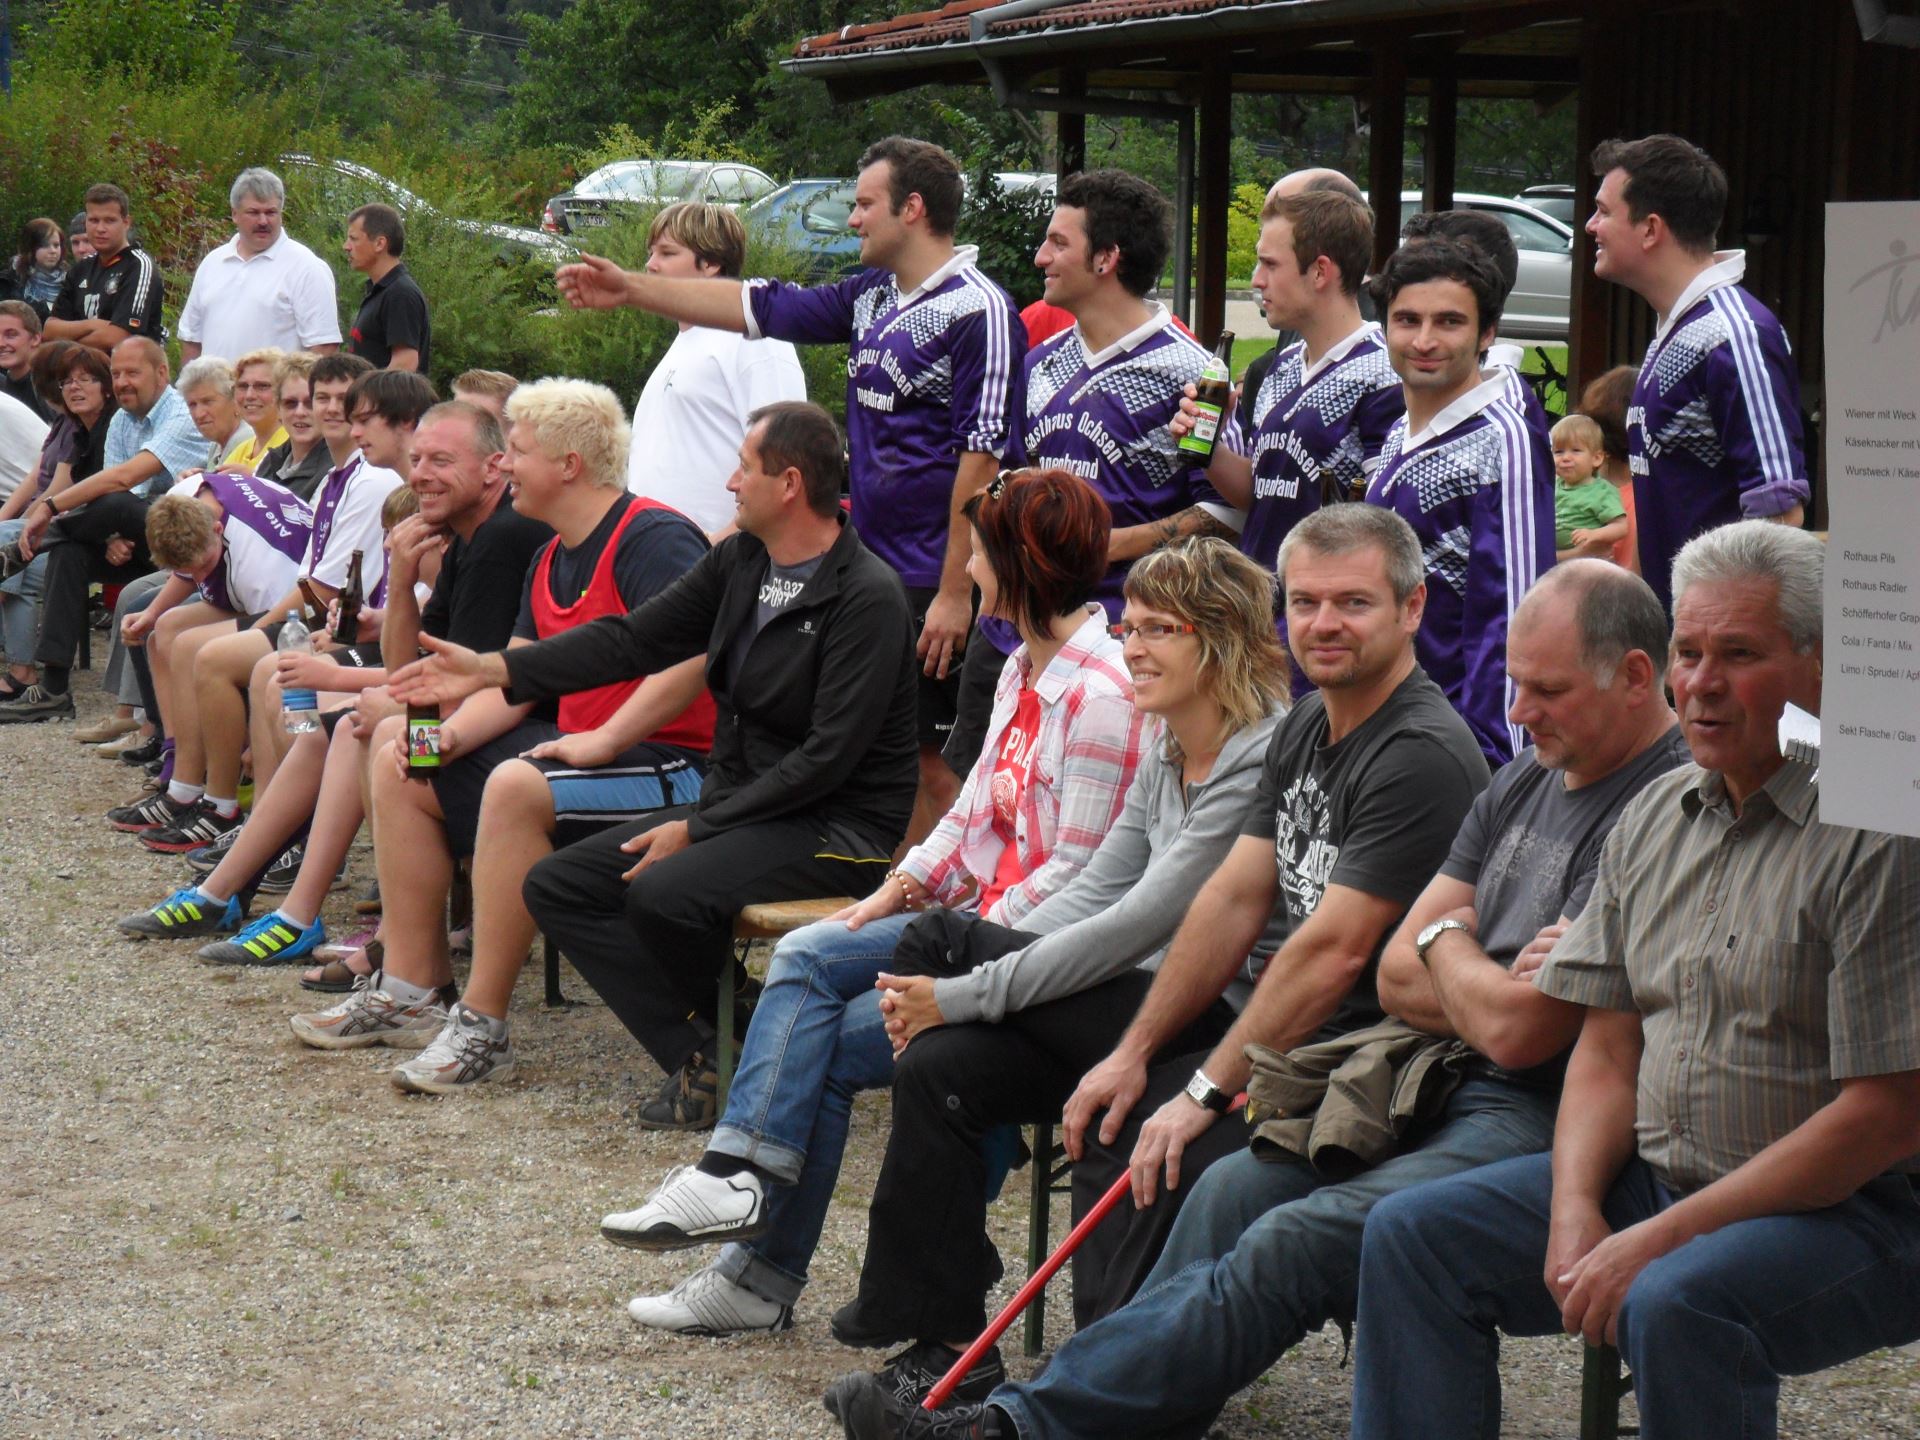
[1177,330,1235,461]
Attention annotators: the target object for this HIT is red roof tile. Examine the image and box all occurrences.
[794,0,1277,57]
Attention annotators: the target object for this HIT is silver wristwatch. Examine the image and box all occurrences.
[1183,1068,1231,1113]
[1415,917,1473,965]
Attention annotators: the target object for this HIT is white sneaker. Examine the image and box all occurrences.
[627,1263,792,1336]
[391,1006,515,1093]
[600,1163,768,1251]
[288,973,452,1050]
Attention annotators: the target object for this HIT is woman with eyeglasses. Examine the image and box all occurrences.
[603,468,1141,1312]
[253,353,331,502]
[623,535,1287,1367]
[0,342,115,701]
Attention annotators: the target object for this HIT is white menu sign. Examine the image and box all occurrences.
[1822,201,1920,836]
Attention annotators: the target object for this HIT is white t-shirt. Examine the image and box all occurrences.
[301,454,406,594]
[177,231,343,360]
[626,325,807,533]
[0,390,50,503]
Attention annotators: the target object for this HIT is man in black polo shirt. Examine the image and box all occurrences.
[42,184,164,354]
[343,204,430,374]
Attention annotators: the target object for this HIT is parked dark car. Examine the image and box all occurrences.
[540,160,778,236]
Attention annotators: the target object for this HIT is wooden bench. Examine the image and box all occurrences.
[715,897,856,1111]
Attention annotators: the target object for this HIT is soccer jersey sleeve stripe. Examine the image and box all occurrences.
[1709,290,1799,491]
[126,252,157,325]
[1492,406,1540,757]
[960,269,1015,452]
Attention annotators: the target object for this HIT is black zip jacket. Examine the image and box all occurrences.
[503,516,919,848]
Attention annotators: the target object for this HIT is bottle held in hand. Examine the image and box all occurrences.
[1177,330,1235,461]
[405,700,442,781]
[280,614,320,734]
[331,549,364,646]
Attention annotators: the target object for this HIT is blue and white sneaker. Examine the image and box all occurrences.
[116,886,245,941]
[195,910,325,966]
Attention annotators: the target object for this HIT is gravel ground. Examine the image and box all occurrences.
[3,680,1917,1439]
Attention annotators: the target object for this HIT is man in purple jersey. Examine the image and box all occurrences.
[1586,134,1808,610]
[1183,186,1402,575]
[944,169,1238,779]
[1400,207,1553,448]
[1364,240,1555,767]
[556,136,1020,840]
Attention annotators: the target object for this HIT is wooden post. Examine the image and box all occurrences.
[1423,70,1458,214]
[1195,61,1233,345]
[1570,16,1628,396]
[1368,43,1408,272]
[1057,71,1086,177]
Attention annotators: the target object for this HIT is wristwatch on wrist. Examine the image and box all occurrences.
[1183,1068,1231,1113]
[1415,917,1473,966]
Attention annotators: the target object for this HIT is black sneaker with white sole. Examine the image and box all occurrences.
[823,1341,1006,1423]
[140,800,243,854]
[108,790,190,833]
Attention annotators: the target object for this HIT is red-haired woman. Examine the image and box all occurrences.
[605,467,1147,1331]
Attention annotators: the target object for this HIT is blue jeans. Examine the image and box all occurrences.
[0,517,47,666]
[707,914,907,1307]
[1351,1152,1920,1440]
[990,1076,1559,1440]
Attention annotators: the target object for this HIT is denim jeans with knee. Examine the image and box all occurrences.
[707,914,907,1307]
[989,1075,1558,1440]
[1351,1151,1920,1440]
[0,518,47,666]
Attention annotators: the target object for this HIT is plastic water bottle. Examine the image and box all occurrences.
[280,614,320,734]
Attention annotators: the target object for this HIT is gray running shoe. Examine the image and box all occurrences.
[390,1006,516,1093]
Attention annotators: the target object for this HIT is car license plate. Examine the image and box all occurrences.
[577,212,609,227]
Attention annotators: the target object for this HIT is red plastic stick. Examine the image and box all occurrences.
[923,1095,1248,1411]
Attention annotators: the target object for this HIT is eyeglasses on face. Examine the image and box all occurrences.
[1109,621,1200,643]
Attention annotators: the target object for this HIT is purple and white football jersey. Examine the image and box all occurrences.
[744,245,1019,588]
[1484,343,1553,451]
[1625,252,1807,611]
[190,472,312,614]
[1366,375,1554,767]
[1240,324,1403,573]
[1008,306,1237,615]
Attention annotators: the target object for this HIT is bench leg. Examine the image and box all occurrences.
[542,936,566,1008]
[715,944,743,1115]
[1025,1121,1053,1358]
[1580,1342,1633,1439]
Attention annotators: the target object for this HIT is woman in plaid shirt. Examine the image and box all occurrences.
[600,469,1144,1321]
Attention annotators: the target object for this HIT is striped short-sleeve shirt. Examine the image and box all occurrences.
[1536,759,1920,1194]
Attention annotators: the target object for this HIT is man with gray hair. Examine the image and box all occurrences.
[178,168,340,364]
[836,553,1692,1439]
[1352,521,1920,1440]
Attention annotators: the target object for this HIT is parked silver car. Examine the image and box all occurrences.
[1397,191,1574,343]
[541,160,778,235]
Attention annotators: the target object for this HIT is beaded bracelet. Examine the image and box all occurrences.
[888,869,925,911]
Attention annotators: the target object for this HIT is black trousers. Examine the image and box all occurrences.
[520,805,894,1076]
[848,970,1237,1341]
[1067,1053,1254,1328]
[35,491,153,673]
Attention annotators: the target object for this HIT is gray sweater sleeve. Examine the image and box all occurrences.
[933,722,1272,1026]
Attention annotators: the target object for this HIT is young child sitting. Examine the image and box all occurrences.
[1550,412,1628,563]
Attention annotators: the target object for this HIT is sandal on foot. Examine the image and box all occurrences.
[300,936,382,992]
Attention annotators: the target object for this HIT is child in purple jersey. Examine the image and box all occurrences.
[1584,134,1807,610]
[557,135,1020,843]
[1364,239,1554,768]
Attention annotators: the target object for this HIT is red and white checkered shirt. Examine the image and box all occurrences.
[901,608,1144,927]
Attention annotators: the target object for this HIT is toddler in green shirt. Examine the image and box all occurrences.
[1551,412,1628,562]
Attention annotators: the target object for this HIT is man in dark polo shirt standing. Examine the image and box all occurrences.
[42,184,164,355]
[343,204,430,374]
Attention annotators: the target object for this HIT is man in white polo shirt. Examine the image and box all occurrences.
[625,202,805,540]
[178,168,342,364]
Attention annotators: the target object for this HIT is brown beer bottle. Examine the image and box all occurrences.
[331,550,365,646]
[1177,330,1236,462]
[405,700,442,781]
